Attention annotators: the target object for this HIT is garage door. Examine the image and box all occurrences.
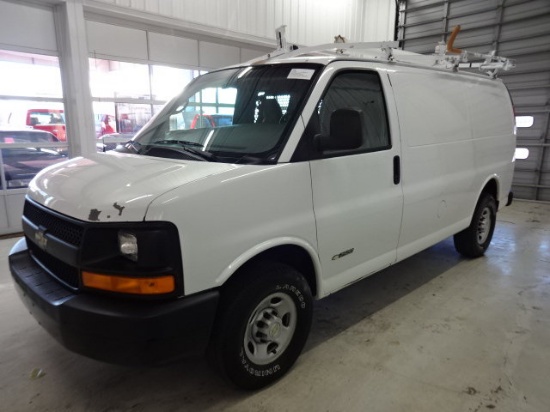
[397,0,550,201]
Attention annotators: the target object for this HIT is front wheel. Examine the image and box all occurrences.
[454,193,497,258]
[209,261,313,390]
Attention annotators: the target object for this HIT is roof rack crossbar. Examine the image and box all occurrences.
[277,40,400,59]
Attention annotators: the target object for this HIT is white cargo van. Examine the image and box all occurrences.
[9,39,515,389]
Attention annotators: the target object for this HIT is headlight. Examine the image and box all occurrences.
[118,231,138,261]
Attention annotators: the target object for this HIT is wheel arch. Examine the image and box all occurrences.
[479,176,500,208]
[216,238,322,298]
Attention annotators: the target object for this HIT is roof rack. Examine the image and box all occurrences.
[248,25,514,79]
[431,25,515,79]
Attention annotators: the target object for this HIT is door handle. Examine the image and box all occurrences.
[393,155,401,185]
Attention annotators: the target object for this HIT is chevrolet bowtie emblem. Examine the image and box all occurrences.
[34,229,48,251]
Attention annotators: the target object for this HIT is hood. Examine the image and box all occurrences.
[27,152,237,222]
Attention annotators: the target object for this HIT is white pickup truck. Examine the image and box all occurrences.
[9,40,515,389]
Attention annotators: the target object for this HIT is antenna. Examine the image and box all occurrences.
[275,25,288,51]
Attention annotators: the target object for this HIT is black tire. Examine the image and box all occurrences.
[454,193,497,258]
[208,261,313,390]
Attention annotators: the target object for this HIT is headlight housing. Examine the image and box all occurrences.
[80,221,183,297]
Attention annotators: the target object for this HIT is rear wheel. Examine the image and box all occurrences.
[209,261,313,390]
[454,193,497,258]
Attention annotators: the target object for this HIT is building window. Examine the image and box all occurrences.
[90,59,150,100]
[0,50,63,98]
[0,50,67,190]
[151,65,196,101]
[89,58,201,138]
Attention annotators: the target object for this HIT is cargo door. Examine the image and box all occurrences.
[387,68,475,261]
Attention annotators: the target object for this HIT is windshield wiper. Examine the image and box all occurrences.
[115,141,141,154]
[149,140,218,162]
[127,141,141,153]
[235,154,265,165]
[154,139,203,147]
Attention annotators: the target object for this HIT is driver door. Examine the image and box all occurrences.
[305,66,403,293]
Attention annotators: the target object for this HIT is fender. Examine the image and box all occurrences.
[476,173,501,207]
[215,236,324,298]
[460,174,500,224]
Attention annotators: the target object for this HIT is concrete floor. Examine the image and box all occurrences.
[0,200,549,412]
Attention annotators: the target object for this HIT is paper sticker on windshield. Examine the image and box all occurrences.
[287,69,315,80]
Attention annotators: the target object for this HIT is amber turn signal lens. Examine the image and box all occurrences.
[82,272,175,294]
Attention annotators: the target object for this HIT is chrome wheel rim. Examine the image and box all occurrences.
[477,206,492,244]
[244,292,297,365]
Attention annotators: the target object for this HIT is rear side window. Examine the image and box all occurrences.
[299,70,390,159]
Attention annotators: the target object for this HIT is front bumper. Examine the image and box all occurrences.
[9,239,219,366]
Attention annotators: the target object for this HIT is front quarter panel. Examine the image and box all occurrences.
[145,162,319,295]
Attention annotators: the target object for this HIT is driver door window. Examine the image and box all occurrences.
[304,70,391,159]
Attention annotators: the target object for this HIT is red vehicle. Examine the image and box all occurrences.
[26,109,67,141]
[190,113,233,129]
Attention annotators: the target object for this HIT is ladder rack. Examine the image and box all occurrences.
[251,25,515,79]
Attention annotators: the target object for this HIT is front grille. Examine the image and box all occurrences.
[27,241,80,290]
[23,200,83,290]
[23,201,84,246]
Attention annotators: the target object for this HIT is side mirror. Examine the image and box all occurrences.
[314,108,363,152]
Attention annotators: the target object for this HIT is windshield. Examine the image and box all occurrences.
[124,64,320,164]
[29,110,65,125]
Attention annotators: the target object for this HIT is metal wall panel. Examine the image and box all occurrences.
[399,0,550,201]
[86,20,148,60]
[241,48,264,63]
[85,20,264,68]
[198,41,240,69]
[0,0,57,52]
[148,32,199,67]
[88,0,396,45]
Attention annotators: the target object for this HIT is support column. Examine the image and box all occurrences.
[54,0,96,158]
